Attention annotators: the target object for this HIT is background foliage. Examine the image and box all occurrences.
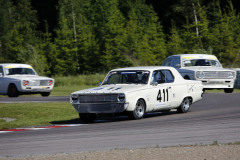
[1,0,240,76]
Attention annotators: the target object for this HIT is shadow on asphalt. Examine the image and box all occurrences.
[50,111,178,125]
[50,118,82,125]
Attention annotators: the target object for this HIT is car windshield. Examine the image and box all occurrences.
[183,59,221,67]
[5,67,36,75]
[102,70,150,85]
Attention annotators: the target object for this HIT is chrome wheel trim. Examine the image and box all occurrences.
[135,100,145,118]
[183,98,190,111]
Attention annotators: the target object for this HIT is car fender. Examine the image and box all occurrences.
[125,93,147,112]
[8,79,22,92]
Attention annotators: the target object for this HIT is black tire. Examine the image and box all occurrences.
[184,76,190,80]
[177,98,191,113]
[79,113,97,123]
[224,88,234,93]
[128,99,145,120]
[41,92,51,97]
[7,84,19,97]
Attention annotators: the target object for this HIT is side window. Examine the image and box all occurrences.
[162,58,172,66]
[210,60,221,67]
[152,70,174,84]
[172,56,181,68]
[152,70,165,84]
[161,70,174,83]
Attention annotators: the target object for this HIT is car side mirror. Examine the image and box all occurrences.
[99,81,102,86]
[175,64,181,68]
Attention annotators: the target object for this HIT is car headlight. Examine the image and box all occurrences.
[228,72,235,79]
[71,94,79,103]
[118,93,125,102]
[48,80,53,86]
[23,80,29,86]
[196,71,204,79]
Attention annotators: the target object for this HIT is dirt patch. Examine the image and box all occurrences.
[1,144,240,160]
[0,117,16,122]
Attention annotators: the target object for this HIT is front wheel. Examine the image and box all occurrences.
[41,92,51,97]
[128,99,145,120]
[8,84,19,97]
[224,88,234,93]
[79,113,97,123]
[177,98,191,113]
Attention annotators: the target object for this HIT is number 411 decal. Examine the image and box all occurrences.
[157,89,169,102]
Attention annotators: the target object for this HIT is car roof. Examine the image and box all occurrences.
[0,63,33,68]
[110,66,174,72]
[169,54,218,59]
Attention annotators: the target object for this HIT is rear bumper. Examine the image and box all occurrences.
[72,102,129,114]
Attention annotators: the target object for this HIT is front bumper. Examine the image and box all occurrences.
[72,102,129,114]
[200,79,235,89]
[21,86,53,92]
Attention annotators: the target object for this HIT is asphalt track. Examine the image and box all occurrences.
[0,93,240,158]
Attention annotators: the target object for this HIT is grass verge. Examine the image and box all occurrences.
[0,102,79,130]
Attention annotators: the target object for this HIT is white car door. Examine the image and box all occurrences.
[151,69,174,111]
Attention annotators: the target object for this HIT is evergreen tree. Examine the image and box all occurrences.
[0,0,12,62]
[167,21,186,55]
[90,0,132,70]
[5,0,38,62]
[210,1,240,67]
[54,16,77,75]
[0,0,48,74]
[125,0,166,65]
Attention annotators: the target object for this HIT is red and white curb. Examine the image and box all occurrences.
[0,124,86,134]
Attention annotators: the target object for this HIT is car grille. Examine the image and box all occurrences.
[29,80,49,86]
[79,94,119,103]
[201,71,233,79]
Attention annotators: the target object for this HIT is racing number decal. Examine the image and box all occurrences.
[157,89,169,102]
[157,90,162,101]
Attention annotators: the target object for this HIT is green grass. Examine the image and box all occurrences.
[0,102,79,130]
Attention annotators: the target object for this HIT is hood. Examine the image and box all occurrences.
[180,66,233,72]
[72,84,150,94]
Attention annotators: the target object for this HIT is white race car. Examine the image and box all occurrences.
[70,66,203,122]
[162,54,236,93]
[0,63,54,97]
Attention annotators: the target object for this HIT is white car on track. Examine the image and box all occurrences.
[70,66,203,122]
[0,63,54,97]
[162,54,236,93]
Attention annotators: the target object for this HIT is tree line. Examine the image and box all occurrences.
[0,0,240,76]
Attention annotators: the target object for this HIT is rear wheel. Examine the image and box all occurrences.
[79,113,97,123]
[7,84,19,97]
[177,98,191,113]
[224,88,234,93]
[128,99,145,120]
